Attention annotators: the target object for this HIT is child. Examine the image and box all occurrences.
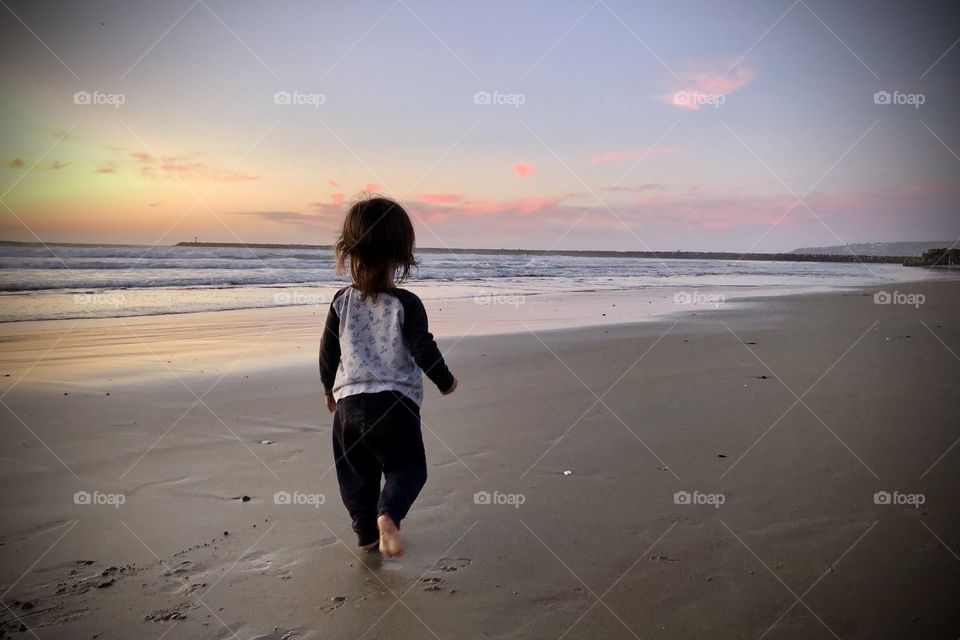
[319,196,458,558]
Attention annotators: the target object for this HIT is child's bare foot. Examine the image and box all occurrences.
[360,540,379,553]
[377,515,404,557]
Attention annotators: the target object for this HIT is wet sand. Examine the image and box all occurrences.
[1,279,958,639]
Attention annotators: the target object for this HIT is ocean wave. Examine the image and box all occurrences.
[0,243,927,320]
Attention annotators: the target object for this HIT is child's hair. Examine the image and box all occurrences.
[335,195,418,296]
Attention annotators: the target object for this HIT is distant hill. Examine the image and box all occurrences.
[792,242,953,257]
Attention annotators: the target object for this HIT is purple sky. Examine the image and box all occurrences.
[1,0,958,251]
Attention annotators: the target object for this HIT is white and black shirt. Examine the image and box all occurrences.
[319,286,455,406]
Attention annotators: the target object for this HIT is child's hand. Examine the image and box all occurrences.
[442,377,458,395]
[325,392,337,413]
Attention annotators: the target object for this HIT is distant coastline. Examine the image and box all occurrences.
[169,242,908,264]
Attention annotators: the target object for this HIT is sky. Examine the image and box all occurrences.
[0,0,958,251]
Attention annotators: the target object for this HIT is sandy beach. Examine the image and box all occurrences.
[5,0,959,636]
[1,278,958,639]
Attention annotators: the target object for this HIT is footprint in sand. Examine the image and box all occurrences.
[241,550,274,573]
[240,551,300,579]
[420,577,444,591]
[144,601,197,622]
[432,557,472,572]
[162,560,195,577]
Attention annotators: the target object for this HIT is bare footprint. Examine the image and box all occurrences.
[377,515,404,557]
[434,557,472,572]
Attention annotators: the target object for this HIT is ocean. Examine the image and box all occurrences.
[0,243,935,322]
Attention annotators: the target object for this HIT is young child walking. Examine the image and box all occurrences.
[319,196,458,557]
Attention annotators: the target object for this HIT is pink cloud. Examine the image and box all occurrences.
[420,195,560,218]
[663,63,756,111]
[512,162,535,178]
[363,182,383,193]
[330,192,344,205]
[516,196,560,214]
[234,181,958,250]
[130,152,258,182]
[458,200,512,217]
[413,192,463,204]
[446,189,851,230]
[95,163,116,174]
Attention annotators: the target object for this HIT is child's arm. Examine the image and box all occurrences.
[319,297,342,411]
[398,291,457,395]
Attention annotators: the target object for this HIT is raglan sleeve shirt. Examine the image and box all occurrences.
[319,287,455,402]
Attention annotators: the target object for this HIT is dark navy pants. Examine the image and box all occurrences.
[332,390,428,546]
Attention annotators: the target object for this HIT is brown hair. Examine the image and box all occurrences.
[335,195,418,296]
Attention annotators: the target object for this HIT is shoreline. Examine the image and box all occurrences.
[0,275,953,389]
[1,264,952,323]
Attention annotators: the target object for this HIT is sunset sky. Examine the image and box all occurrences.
[1,0,958,251]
